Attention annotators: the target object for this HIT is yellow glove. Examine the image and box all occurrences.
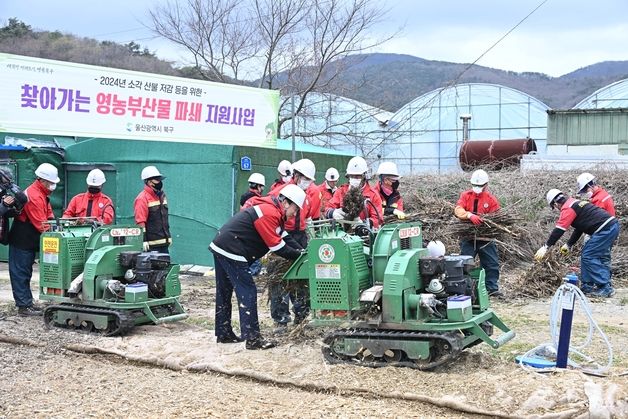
[143,241,150,252]
[534,245,548,261]
[560,244,570,255]
[393,209,406,220]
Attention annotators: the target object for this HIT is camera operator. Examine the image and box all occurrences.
[8,163,60,316]
[0,168,27,244]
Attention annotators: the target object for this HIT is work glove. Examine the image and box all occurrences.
[332,208,346,220]
[393,209,406,220]
[142,241,150,252]
[560,244,570,255]
[469,214,483,225]
[534,245,548,261]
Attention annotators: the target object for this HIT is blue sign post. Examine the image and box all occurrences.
[240,156,252,171]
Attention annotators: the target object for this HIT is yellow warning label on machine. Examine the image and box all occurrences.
[42,237,59,253]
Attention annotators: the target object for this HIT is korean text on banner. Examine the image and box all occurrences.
[0,53,279,147]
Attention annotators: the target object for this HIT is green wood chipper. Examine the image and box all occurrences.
[38,220,187,335]
[284,220,515,370]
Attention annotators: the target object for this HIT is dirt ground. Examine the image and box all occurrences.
[1,264,627,418]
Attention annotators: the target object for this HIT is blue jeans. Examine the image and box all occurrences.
[249,259,262,276]
[212,252,260,341]
[269,231,309,324]
[460,240,500,292]
[580,222,619,289]
[269,282,309,325]
[8,246,36,308]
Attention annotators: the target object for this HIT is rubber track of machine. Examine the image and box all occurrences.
[321,328,463,370]
[42,304,137,336]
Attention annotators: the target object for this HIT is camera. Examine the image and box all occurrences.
[0,168,27,213]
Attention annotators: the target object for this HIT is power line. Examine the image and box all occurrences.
[453,0,549,84]
[385,0,550,138]
[91,27,148,38]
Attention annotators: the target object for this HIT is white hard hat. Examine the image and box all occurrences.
[376,161,400,177]
[427,240,446,258]
[577,172,595,193]
[292,159,316,180]
[86,169,106,186]
[277,160,292,176]
[325,167,340,181]
[35,163,60,183]
[346,156,368,176]
[546,188,564,208]
[279,184,306,209]
[141,166,164,181]
[247,172,266,186]
[470,169,489,186]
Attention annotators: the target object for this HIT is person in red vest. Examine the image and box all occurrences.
[267,158,320,332]
[536,189,619,298]
[240,173,266,208]
[374,161,405,220]
[576,172,617,281]
[325,156,383,229]
[209,184,306,350]
[269,160,292,192]
[576,173,615,216]
[8,163,59,316]
[317,167,339,218]
[63,169,114,224]
[134,166,171,253]
[454,169,502,297]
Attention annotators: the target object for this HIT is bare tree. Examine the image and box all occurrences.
[149,0,395,136]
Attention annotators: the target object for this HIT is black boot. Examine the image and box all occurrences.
[216,333,244,344]
[18,306,43,317]
[245,337,276,350]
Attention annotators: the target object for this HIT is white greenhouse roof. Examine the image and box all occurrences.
[573,78,628,109]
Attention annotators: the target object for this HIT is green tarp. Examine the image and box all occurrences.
[64,138,351,266]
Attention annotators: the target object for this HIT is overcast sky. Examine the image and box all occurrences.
[1,0,627,77]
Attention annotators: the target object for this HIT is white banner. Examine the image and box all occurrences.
[0,53,279,147]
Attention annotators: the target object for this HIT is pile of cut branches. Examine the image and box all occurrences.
[398,168,628,297]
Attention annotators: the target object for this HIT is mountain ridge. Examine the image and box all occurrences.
[334,53,628,111]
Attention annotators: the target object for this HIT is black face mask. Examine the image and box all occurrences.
[392,180,400,191]
[88,186,101,194]
[153,181,163,191]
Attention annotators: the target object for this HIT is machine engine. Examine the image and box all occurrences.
[119,251,172,298]
[418,255,480,315]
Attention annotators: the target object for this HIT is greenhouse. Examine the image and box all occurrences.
[574,78,628,109]
[379,83,550,174]
[279,92,392,157]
